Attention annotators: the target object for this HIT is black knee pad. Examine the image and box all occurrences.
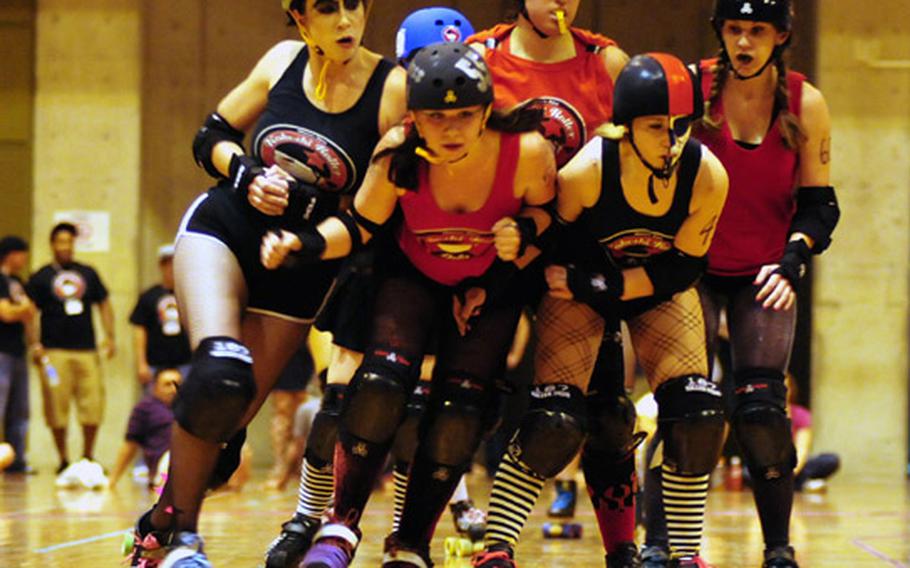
[511,384,587,478]
[656,375,725,475]
[341,347,420,444]
[209,427,247,489]
[391,382,431,464]
[305,383,347,465]
[584,392,646,460]
[731,368,796,480]
[173,337,256,443]
[420,375,490,467]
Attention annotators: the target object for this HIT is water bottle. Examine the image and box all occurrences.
[726,455,743,491]
[41,356,60,387]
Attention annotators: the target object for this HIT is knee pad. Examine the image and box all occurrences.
[305,383,347,465]
[341,347,420,444]
[173,337,256,443]
[391,382,431,464]
[656,375,725,475]
[731,368,796,480]
[208,427,247,489]
[420,375,490,467]
[511,384,587,478]
[584,392,646,460]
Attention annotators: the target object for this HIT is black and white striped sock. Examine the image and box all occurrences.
[484,451,545,547]
[392,461,409,532]
[662,465,710,559]
[295,457,334,520]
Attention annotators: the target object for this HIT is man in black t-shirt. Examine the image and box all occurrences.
[129,244,191,386]
[27,223,116,474]
[0,236,36,473]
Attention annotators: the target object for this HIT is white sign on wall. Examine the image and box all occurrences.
[52,210,111,253]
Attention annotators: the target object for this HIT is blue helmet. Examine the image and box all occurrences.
[395,7,475,64]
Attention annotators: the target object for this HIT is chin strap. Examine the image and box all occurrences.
[725,46,782,81]
[298,1,373,101]
[627,131,683,205]
[414,106,492,166]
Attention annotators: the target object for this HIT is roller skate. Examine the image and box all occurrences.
[263,513,321,568]
[669,556,711,568]
[471,543,516,568]
[123,510,171,567]
[640,545,669,568]
[763,546,798,567]
[606,542,642,568]
[382,532,434,567]
[541,521,582,539]
[547,479,577,518]
[159,531,211,567]
[445,499,486,556]
[300,523,360,568]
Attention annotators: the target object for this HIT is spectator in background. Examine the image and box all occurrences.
[0,236,36,473]
[129,244,192,386]
[786,372,839,492]
[27,222,116,475]
[266,345,314,489]
[108,368,181,489]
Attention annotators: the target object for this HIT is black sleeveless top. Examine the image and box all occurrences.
[576,137,702,271]
[248,46,395,227]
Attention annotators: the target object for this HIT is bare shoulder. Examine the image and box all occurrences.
[374,125,407,156]
[601,44,630,82]
[256,40,306,82]
[799,81,831,129]
[694,145,729,201]
[467,41,488,58]
[383,65,407,94]
[518,130,552,163]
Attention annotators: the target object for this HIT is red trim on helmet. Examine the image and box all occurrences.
[649,53,694,117]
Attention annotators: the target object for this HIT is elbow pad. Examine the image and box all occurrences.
[192,112,245,178]
[643,249,707,298]
[790,186,840,253]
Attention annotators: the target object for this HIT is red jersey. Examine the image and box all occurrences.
[396,133,523,287]
[469,24,616,168]
[696,59,805,277]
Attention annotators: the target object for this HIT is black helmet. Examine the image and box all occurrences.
[712,0,793,33]
[407,42,494,110]
[612,53,703,126]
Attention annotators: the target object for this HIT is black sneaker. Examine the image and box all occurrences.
[264,514,321,568]
[607,542,642,568]
[763,546,798,568]
[56,460,70,474]
[641,545,669,568]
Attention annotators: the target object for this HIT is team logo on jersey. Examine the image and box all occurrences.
[414,228,495,260]
[256,125,357,194]
[442,25,462,43]
[601,229,675,268]
[520,97,586,168]
[156,294,182,337]
[52,271,86,301]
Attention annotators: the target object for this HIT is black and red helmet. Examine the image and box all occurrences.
[406,42,493,111]
[612,53,704,126]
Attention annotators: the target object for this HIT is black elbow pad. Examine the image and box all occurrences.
[192,112,245,179]
[790,186,840,253]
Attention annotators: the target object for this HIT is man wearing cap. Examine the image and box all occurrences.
[27,222,116,475]
[0,236,36,473]
[129,245,191,387]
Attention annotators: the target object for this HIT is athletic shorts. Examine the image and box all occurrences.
[177,185,343,323]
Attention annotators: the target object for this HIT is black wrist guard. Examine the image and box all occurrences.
[289,230,327,264]
[773,240,811,286]
[566,264,624,308]
[514,216,538,257]
[228,154,262,198]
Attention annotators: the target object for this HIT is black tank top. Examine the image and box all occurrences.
[251,46,395,201]
[577,138,701,271]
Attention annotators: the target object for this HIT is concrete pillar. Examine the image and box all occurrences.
[812,0,909,483]
[31,0,141,465]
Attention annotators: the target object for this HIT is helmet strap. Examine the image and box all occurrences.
[519,7,552,39]
[627,130,681,205]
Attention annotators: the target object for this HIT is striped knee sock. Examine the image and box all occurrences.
[662,465,710,559]
[392,461,409,532]
[295,457,334,520]
[484,452,545,547]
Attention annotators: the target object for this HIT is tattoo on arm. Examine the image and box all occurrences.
[699,215,718,246]
[820,137,831,165]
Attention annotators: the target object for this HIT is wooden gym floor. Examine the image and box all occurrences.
[1,469,908,567]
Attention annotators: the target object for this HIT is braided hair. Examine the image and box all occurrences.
[702,46,805,150]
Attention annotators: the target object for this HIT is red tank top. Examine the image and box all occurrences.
[696,59,805,276]
[469,24,616,168]
[396,133,523,286]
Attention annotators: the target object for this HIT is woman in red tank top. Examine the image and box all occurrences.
[640,2,839,567]
[262,43,555,568]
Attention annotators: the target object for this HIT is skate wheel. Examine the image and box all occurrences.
[472,541,485,554]
[456,538,474,556]
[444,536,458,557]
[121,532,135,556]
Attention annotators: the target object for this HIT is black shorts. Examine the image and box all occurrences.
[315,248,377,351]
[177,185,342,323]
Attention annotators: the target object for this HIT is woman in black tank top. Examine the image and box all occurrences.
[478,54,729,568]
[125,2,406,566]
